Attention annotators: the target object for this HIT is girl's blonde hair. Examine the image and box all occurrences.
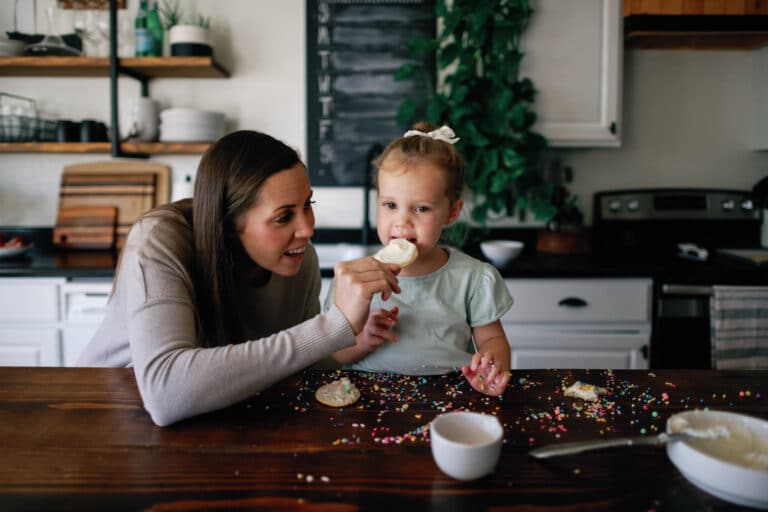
[373,121,465,203]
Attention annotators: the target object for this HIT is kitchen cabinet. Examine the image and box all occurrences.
[520,0,623,147]
[0,277,112,367]
[502,278,653,369]
[60,279,112,366]
[0,277,64,366]
[624,0,768,49]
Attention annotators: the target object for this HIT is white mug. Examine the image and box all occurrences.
[125,97,159,142]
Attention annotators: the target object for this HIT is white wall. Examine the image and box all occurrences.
[0,0,766,227]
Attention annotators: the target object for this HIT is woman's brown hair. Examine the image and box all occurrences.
[193,130,303,347]
[112,130,302,348]
[373,121,465,203]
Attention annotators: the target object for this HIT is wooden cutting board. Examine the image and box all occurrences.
[57,161,171,249]
[53,206,117,250]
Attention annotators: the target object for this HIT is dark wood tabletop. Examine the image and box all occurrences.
[0,367,766,511]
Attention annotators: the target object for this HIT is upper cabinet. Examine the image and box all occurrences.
[521,0,623,148]
[624,0,768,49]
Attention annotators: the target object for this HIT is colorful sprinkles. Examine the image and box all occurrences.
[271,368,762,461]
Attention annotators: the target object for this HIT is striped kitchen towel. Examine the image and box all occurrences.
[710,286,768,369]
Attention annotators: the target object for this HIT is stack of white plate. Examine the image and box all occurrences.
[159,109,225,142]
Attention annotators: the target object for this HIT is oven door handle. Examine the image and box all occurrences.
[558,297,588,308]
[661,284,713,297]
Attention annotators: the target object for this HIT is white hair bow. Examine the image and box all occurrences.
[403,125,460,144]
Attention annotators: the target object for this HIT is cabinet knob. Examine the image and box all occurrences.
[558,297,588,308]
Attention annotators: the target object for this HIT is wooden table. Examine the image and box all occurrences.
[1,367,766,511]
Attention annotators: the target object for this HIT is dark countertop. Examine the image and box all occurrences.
[1,227,766,283]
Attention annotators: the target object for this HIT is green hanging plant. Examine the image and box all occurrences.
[395,0,556,229]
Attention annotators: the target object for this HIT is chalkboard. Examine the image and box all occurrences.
[307,0,435,186]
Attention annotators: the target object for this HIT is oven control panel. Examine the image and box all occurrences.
[595,189,758,221]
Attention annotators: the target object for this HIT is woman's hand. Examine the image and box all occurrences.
[333,257,401,334]
[461,352,510,397]
[356,306,398,353]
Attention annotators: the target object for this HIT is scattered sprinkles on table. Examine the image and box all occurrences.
[263,368,762,452]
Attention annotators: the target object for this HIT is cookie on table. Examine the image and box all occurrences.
[315,377,361,407]
[564,381,607,402]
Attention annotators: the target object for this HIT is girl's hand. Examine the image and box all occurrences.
[461,352,510,396]
[333,257,401,334]
[356,306,399,353]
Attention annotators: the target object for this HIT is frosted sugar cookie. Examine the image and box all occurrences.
[564,381,607,402]
[374,239,418,267]
[315,377,361,407]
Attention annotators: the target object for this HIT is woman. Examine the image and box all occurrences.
[78,130,401,426]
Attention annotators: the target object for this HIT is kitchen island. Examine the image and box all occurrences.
[1,367,765,511]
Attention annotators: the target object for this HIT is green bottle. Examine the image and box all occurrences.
[146,1,163,57]
[135,0,152,57]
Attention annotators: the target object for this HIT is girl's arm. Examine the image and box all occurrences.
[332,306,399,363]
[462,320,511,396]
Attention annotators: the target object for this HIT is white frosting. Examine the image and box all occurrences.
[374,239,418,267]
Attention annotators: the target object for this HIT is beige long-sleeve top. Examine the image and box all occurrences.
[77,209,354,426]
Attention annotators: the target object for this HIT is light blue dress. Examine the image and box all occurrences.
[323,247,513,375]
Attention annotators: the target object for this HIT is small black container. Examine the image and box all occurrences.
[56,120,80,142]
[80,119,108,142]
[170,43,213,56]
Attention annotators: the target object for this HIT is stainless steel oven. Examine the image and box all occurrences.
[592,189,761,369]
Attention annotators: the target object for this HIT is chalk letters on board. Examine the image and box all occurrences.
[307,0,435,186]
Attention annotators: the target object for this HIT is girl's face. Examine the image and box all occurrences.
[376,155,462,271]
[235,163,315,277]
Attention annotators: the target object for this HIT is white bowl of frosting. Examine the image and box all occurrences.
[666,409,768,509]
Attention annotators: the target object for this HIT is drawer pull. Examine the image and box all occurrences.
[558,297,588,308]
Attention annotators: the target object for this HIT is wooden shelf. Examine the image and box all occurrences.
[0,56,229,78]
[0,142,211,154]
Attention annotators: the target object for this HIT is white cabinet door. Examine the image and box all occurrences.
[512,348,645,369]
[0,277,63,323]
[503,326,649,370]
[0,327,61,366]
[61,325,100,367]
[60,280,112,366]
[502,278,652,370]
[0,278,65,366]
[521,0,622,147]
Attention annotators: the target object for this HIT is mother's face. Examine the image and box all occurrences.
[235,163,315,276]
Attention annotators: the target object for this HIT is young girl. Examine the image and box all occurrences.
[324,122,513,396]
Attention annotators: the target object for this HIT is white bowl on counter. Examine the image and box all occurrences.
[480,240,524,267]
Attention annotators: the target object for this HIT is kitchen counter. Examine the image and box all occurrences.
[1,227,765,283]
[0,249,117,278]
[0,366,765,510]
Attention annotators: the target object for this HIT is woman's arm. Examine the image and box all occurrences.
[127,247,400,426]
